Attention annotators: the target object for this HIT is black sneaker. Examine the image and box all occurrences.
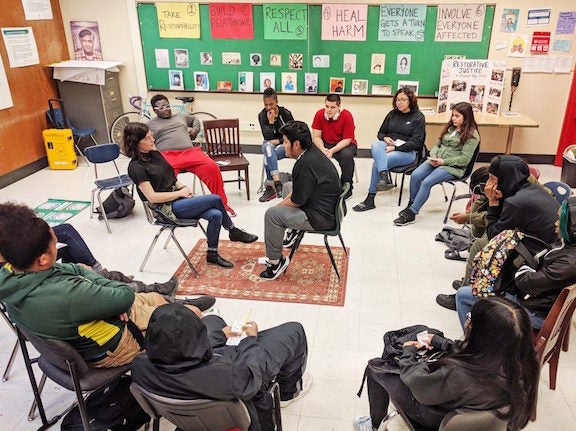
[452,279,464,290]
[393,209,416,226]
[352,200,375,212]
[376,171,394,191]
[206,252,234,268]
[398,203,413,217]
[150,276,179,296]
[260,256,290,280]
[274,181,283,199]
[176,295,216,311]
[283,230,301,248]
[229,227,258,243]
[436,294,456,311]
[259,185,277,202]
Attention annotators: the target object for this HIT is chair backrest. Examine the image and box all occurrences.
[459,143,481,181]
[19,327,92,375]
[84,143,122,178]
[327,182,350,235]
[203,119,241,157]
[439,408,508,431]
[46,108,71,130]
[534,284,576,367]
[543,181,572,205]
[130,382,251,431]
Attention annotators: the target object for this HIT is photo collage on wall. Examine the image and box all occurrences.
[437,59,506,116]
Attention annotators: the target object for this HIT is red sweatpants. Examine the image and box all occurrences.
[161,148,229,207]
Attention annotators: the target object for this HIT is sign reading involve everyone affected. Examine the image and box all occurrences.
[263,3,308,40]
[209,2,254,40]
[156,3,200,39]
[378,4,427,42]
[321,3,368,41]
[435,4,486,42]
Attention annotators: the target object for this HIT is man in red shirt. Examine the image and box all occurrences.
[311,94,357,199]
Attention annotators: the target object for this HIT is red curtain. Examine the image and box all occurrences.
[555,72,576,166]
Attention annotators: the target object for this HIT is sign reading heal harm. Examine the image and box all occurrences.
[209,3,254,40]
[322,3,367,41]
[435,4,485,42]
[157,3,200,38]
[263,4,308,40]
[378,4,426,42]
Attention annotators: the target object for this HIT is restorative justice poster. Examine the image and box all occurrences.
[437,59,506,116]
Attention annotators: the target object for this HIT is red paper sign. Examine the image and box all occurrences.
[209,3,254,39]
[530,31,551,54]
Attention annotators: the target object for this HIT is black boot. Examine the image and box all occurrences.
[376,171,394,191]
[353,194,376,212]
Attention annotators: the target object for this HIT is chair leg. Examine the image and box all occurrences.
[89,134,98,146]
[28,373,47,421]
[96,191,112,233]
[245,167,251,200]
[397,173,406,207]
[378,410,400,431]
[170,230,200,278]
[338,233,348,257]
[324,236,341,282]
[140,227,168,272]
[67,360,91,431]
[562,324,571,352]
[287,231,306,262]
[548,348,561,390]
[441,183,448,201]
[443,185,457,224]
[269,381,282,431]
[258,159,267,194]
[2,340,19,381]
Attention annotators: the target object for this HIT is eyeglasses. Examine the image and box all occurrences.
[396,98,409,102]
[154,104,171,111]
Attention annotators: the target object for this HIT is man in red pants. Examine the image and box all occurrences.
[147,94,236,217]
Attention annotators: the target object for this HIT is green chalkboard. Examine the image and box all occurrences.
[137,3,494,96]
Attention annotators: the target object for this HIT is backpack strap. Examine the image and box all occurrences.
[126,320,145,351]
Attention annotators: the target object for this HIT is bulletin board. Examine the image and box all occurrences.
[137,3,495,96]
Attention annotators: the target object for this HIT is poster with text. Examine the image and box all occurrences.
[378,4,426,42]
[157,3,200,38]
[437,59,505,116]
[321,3,367,41]
[210,3,254,39]
[263,3,307,40]
[435,4,486,42]
[0,55,13,110]
[1,27,39,67]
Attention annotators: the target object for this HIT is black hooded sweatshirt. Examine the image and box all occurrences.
[487,155,559,253]
[131,304,269,430]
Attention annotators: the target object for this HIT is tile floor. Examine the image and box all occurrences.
[0,154,575,431]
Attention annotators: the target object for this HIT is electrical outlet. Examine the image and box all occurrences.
[239,121,259,132]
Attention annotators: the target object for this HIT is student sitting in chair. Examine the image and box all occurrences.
[132,303,310,431]
[0,202,214,368]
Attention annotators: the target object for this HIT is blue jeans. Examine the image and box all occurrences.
[172,194,233,250]
[369,141,416,194]
[262,141,286,183]
[409,163,455,213]
[53,223,97,266]
[456,285,546,331]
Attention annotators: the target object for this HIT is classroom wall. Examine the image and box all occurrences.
[58,0,576,157]
[0,0,68,184]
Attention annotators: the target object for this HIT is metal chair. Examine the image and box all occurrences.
[46,100,98,159]
[543,181,572,205]
[3,310,130,431]
[203,119,251,200]
[287,182,350,282]
[131,380,282,431]
[139,202,206,277]
[439,143,481,224]
[84,143,134,233]
[378,407,508,431]
[390,142,429,207]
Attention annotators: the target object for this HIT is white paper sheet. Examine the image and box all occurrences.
[1,27,39,67]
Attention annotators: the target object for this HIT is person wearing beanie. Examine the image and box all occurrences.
[454,195,576,331]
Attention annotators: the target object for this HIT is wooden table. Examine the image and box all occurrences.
[423,111,539,154]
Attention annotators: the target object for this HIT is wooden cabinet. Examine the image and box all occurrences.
[57,71,123,146]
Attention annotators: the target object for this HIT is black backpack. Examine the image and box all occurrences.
[61,375,149,431]
[97,187,135,219]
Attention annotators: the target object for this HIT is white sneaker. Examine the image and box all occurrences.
[353,416,376,431]
[280,373,313,408]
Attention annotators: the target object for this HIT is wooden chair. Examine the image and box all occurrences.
[203,119,250,200]
[534,284,576,391]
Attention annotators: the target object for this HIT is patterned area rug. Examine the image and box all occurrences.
[175,239,349,306]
